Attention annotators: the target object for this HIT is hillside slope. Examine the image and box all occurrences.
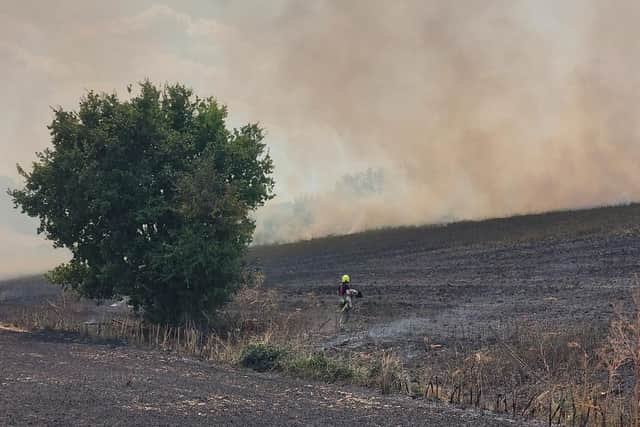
[251,203,640,343]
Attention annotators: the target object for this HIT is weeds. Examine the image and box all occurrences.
[600,286,640,426]
[419,291,639,426]
[368,351,409,394]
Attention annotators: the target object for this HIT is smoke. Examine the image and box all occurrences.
[0,176,69,279]
[210,0,640,243]
[2,0,640,255]
[254,169,386,244]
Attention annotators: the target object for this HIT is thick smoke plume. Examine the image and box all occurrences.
[2,1,640,259]
[214,0,640,243]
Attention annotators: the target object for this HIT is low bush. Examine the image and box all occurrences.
[284,352,360,383]
[239,343,362,384]
[239,342,287,372]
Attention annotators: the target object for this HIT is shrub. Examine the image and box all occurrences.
[284,352,359,383]
[240,342,286,372]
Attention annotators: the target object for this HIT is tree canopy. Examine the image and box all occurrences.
[10,82,274,324]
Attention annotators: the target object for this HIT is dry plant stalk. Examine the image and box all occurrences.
[600,287,640,426]
[378,351,409,395]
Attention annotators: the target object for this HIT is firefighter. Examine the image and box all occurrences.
[338,274,362,314]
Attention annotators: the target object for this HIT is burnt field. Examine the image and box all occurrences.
[1,203,639,425]
[252,203,640,346]
[0,328,531,427]
[250,204,640,423]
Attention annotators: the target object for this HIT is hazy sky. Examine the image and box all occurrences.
[1,1,639,276]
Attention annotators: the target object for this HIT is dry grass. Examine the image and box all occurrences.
[2,278,639,426]
[600,286,640,426]
[376,351,410,394]
[416,287,639,427]
[0,274,354,376]
[0,280,415,398]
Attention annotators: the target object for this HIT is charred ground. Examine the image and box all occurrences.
[251,203,640,344]
[2,203,639,425]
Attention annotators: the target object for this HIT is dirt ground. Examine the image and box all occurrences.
[0,329,535,426]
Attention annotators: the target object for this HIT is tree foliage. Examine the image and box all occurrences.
[10,82,274,324]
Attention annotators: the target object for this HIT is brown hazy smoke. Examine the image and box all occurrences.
[2,1,639,253]
[211,0,640,243]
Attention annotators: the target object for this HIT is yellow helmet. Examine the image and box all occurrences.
[341,274,350,284]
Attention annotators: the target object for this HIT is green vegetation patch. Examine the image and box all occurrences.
[239,343,361,383]
[239,342,287,372]
[284,352,360,383]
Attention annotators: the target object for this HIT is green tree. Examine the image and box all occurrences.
[10,82,274,324]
